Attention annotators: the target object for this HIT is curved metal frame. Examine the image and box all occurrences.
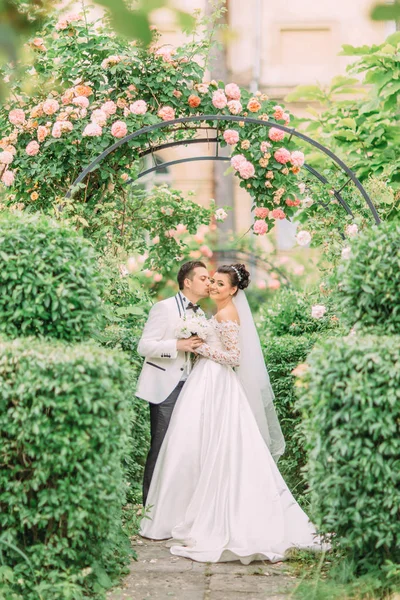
[66,115,380,224]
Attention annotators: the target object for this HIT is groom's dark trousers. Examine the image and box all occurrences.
[142,381,185,506]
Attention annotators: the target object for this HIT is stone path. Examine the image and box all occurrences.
[107,537,299,600]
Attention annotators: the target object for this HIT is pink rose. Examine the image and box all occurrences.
[311,304,327,319]
[83,123,102,137]
[1,170,15,186]
[290,151,305,167]
[231,154,246,171]
[296,230,312,246]
[227,100,242,115]
[196,83,209,94]
[56,19,68,30]
[247,97,262,113]
[293,264,305,276]
[52,121,73,138]
[239,161,255,179]
[175,223,187,234]
[345,223,359,237]
[285,197,301,207]
[72,96,89,109]
[188,94,201,108]
[153,273,163,282]
[283,112,290,124]
[260,141,272,153]
[158,106,175,121]
[91,109,108,126]
[269,128,285,142]
[274,147,291,164]
[61,89,74,105]
[130,100,147,115]
[223,129,239,145]
[8,109,26,126]
[155,46,175,63]
[101,55,121,69]
[26,141,40,156]
[42,99,60,115]
[268,279,281,290]
[225,83,241,100]
[111,120,127,138]
[270,208,286,220]
[52,122,62,138]
[101,101,117,116]
[212,90,228,109]
[273,105,285,120]
[253,220,268,235]
[37,125,49,142]
[254,207,269,219]
[0,151,14,165]
[256,279,267,290]
[200,244,213,258]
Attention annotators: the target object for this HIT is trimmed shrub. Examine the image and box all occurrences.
[336,220,400,334]
[0,212,102,341]
[262,334,316,502]
[0,337,132,599]
[298,335,400,567]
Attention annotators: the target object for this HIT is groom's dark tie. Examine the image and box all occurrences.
[187,302,200,313]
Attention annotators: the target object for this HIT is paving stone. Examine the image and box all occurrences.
[208,573,295,595]
[108,572,205,600]
[107,539,298,600]
[208,594,289,600]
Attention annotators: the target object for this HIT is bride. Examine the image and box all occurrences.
[140,263,323,563]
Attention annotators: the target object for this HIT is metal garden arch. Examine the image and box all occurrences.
[66,115,381,225]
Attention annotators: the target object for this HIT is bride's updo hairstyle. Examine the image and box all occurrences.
[216,263,250,295]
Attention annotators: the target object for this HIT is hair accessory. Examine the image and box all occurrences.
[231,266,242,281]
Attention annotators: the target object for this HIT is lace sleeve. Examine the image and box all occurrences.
[196,320,240,367]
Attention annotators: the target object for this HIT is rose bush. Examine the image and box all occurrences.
[0,12,308,244]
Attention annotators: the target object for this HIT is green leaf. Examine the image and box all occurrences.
[94,0,152,44]
[330,75,359,92]
[339,44,373,56]
[370,3,400,21]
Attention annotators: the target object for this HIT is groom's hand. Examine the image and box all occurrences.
[177,336,204,352]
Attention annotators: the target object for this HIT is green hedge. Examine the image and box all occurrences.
[0,212,102,341]
[259,288,340,338]
[262,334,316,503]
[0,338,132,599]
[336,220,400,334]
[298,335,400,567]
[95,270,151,504]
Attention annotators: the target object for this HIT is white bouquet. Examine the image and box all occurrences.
[175,314,210,341]
[175,314,209,374]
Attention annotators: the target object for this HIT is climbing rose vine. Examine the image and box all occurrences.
[0,13,307,239]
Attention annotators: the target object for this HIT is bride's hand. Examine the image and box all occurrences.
[177,336,204,352]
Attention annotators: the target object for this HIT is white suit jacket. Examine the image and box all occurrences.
[136,293,199,404]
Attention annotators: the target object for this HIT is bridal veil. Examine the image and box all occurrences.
[233,290,285,462]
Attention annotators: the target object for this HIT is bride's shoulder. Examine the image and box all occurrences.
[214,304,240,326]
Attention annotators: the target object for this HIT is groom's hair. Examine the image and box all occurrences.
[177,261,207,290]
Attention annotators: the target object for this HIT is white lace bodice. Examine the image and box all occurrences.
[196,317,240,368]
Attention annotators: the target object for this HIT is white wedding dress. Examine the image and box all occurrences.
[140,316,323,563]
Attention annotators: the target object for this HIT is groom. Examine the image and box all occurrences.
[136,260,210,505]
